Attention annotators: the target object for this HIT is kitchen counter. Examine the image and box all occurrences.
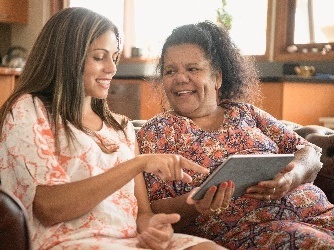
[114,74,334,84]
[261,75,334,83]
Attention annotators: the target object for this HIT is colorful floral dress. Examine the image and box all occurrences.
[137,100,334,249]
[0,94,210,250]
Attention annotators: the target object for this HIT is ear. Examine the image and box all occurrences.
[215,71,222,90]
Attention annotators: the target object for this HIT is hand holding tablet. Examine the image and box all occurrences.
[192,154,294,200]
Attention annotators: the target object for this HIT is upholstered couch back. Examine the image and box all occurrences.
[293,125,334,203]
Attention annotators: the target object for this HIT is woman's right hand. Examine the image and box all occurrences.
[138,154,209,183]
[186,180,235,216]
[137,213,180,250]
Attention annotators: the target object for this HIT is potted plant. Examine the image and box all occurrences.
[216,0,232,30]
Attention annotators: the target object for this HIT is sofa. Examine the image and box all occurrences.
[290,123,334,203]
[0,187,31,249]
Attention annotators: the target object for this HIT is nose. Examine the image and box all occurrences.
[104,59,117,76]
[174,71,189,83]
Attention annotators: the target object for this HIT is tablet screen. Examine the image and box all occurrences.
[192,154,294,200]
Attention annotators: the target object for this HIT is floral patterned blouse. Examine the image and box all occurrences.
[137,100,334,249]
[0,94,210,250]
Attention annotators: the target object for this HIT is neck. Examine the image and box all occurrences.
[82,97,103,131]
[182,106,224,131]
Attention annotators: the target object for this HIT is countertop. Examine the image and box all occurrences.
[0,67,22,76]
[114,75,334,84]
[260,74,334,83]
[1,65,333,84]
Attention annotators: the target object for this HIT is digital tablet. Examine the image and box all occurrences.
[192,154,294,200]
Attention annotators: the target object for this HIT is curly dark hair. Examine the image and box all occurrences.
[156,20,260,105]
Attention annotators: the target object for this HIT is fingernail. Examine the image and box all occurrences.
[220,182,228,188]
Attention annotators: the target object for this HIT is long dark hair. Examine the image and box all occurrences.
[0,7,125,147]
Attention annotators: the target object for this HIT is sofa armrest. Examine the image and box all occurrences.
[305,133,334,177]
[291,124,334,203]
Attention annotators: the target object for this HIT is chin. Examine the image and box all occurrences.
[97,92,109,99]
[175,109,196,117]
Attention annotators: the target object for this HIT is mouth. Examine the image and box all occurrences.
[97,79,111,87]
[175,90,196,96]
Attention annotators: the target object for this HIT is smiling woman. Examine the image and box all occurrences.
[0,7,226,250]
[136,20,334,249]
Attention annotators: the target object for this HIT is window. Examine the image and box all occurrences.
[67,0,269,59]
[295,0,334,44]
[68,0,124,34]
[132,0,220,57]
[225,0,268,55]
[274,0,334,61]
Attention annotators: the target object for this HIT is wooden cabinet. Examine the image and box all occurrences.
[0,76,163,119]
[107,79,163,120]
[0,0,28,24]
[0,75,15,107]
[0,68,20,107]
[256,82,334,126]
[256,82,284,120]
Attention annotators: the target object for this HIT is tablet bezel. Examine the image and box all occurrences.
[192,154,295,200]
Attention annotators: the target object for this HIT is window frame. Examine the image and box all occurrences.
[54,0,334,62]
[273,0,334,61]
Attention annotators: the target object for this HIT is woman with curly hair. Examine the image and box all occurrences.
[137,21,334,249]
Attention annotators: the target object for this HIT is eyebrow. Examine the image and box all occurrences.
[92,48,120,55]
[164,62,202,67]
[92,48,109,52]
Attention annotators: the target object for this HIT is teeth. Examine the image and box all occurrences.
[97,80,111,85]
[177,90,193,95]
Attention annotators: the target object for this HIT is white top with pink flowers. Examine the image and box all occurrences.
[0,94,210,250]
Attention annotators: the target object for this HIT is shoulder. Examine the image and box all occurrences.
[109,112,135,136]
[221,99,256,111]
[140,112,187,131]
[137,112,188,141]
[111,112,129,125]
[10,94,48,117]
[221,99,261,118]
[12,93,34,107]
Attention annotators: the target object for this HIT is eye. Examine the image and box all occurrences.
[93,56,103,61]
[188,67,199,72]
[163,69,175,76]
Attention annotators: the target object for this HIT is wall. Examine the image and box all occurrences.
[3,1,334,78]
[11,0,51,54]
[0,24,11,59]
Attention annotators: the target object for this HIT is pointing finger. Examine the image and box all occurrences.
[180,158,209,175]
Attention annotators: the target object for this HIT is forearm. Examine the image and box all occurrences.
[289,145,322,189]
[34,157,144,226]
[151,194,200,232]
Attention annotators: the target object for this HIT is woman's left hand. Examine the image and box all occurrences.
[186,180,235,216]
[137,213,179,250]
[245,163,295,201]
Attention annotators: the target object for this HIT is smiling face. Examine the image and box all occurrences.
[83,30,119,99]
[162,44,222,118]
